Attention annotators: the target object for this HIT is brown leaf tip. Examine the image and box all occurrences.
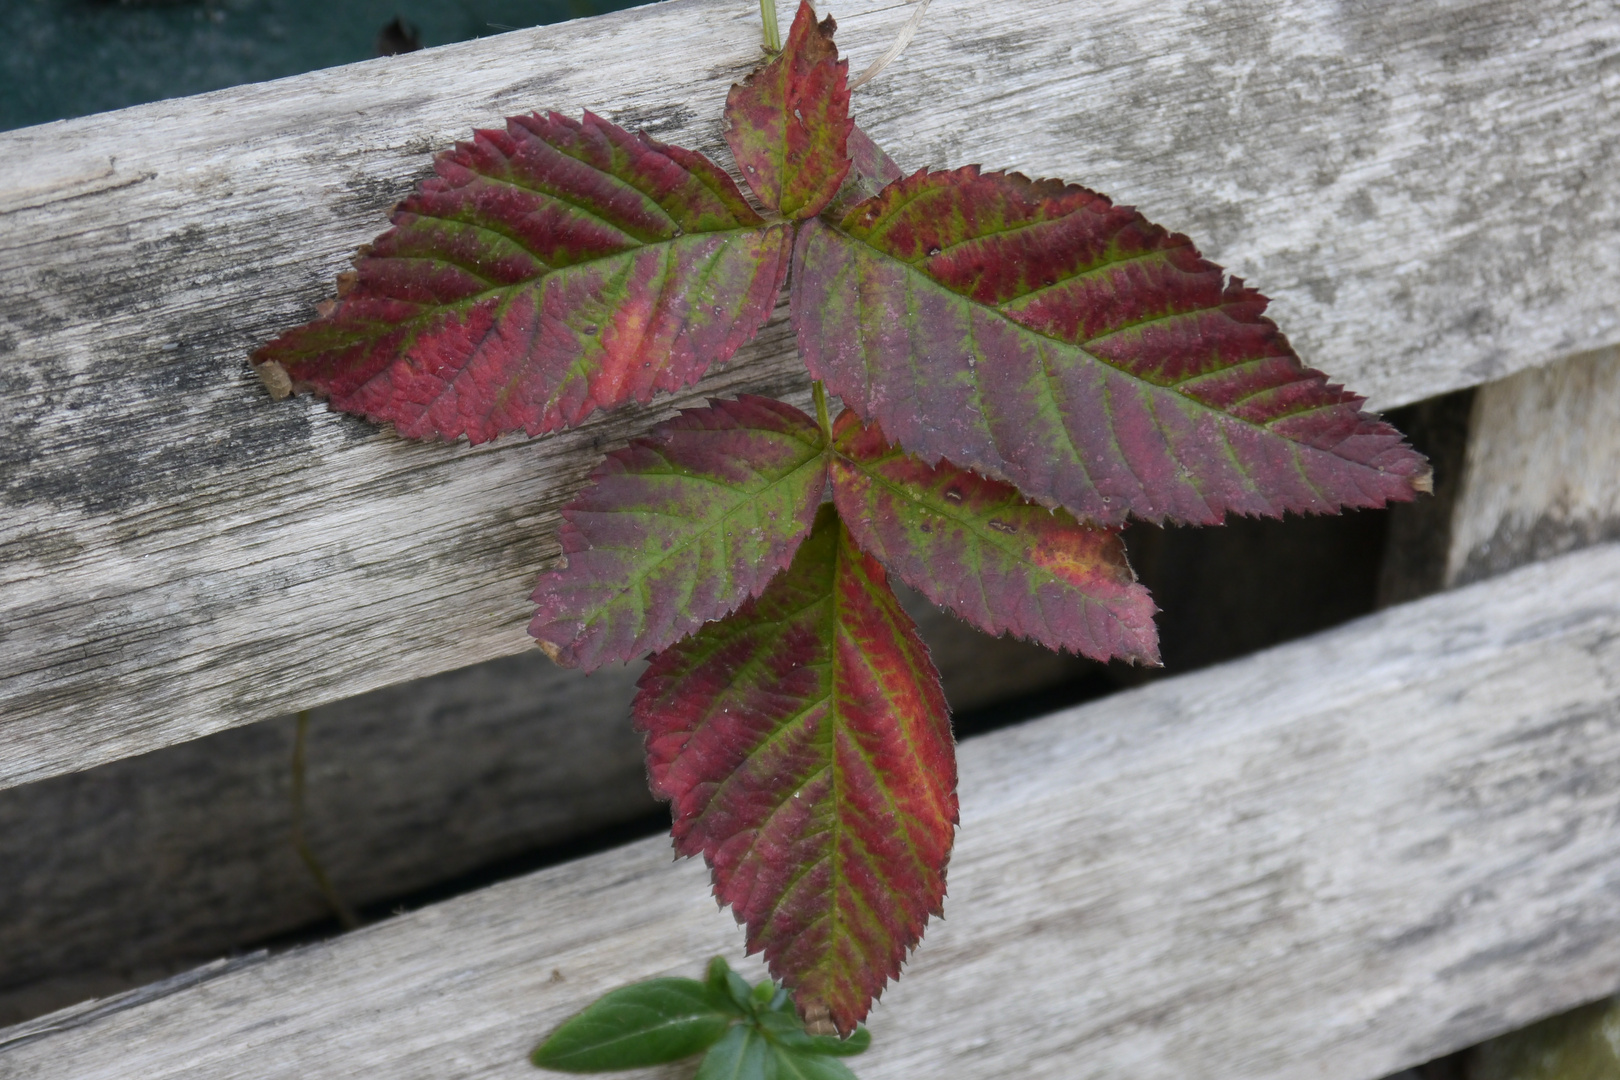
[253,359,292,400]
[801,1002,837,1036]
[535,639,564,664]
[1411,465,1435,496]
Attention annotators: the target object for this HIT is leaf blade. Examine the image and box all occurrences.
[830,409,1158,663]
[530,396,829,671]
[771,1047,861,1080]
[634,505,957,1034]
[792,167,1430,525]
[695,1024,777,1080]
[531,978,735,1072]
[725,0,853,219]
[254,111,789,444]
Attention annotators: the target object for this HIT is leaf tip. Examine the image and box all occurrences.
[800,1002,838,1037]
[253,359,292,400]
[1411,465,1435,496]
[534,638,566,665]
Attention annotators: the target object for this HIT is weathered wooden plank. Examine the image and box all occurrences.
[1446,345,1620,586]
[6,540,1620,1080]
[3,0,1617,789]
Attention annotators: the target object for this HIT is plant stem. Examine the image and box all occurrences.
[812,380,832,440]
[759,0,782,52]
[291,710,362,931]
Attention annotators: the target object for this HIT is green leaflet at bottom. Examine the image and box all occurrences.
[530,978,736,1071]
[697,1024,777,1080]
[772,1046,861,1080]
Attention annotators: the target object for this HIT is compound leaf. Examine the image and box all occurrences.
[725,0,852,219]
[531,977,736,1072]
[830,410,1158,664]
[531,396,828,671]
[793,166,1431,526]
[254,111,790,443]
[635,505,956,1035]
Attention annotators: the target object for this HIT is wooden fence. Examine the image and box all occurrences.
[2,0,1618,1077]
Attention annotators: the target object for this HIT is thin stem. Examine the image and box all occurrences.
[291,710,362,931]
[849,0,932,90]
[812,380,832,440]
[759,0,782,52]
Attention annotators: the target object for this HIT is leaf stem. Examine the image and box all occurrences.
[759,0,782,52]
[812,380,832,440]
[292,710,362,931]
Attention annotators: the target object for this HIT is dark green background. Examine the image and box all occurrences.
[3,0,645,132]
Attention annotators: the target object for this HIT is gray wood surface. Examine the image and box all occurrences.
[6,539,1620,1080]
[4,0,1618,789]
[1446,346,1620,586]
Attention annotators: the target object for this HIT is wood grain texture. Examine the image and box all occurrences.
[6,540,1620,1080]
[1447,346,1620,586]
[4,0,1618,789]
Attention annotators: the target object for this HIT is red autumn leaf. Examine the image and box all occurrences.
[829,409,1159,664]
[530,396,828,671]
[635,504,956,1034]
[792,166,1433,526]
[725,0,853,220]
[253,111,790,443]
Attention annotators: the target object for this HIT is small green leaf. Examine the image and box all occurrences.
[706,957,752,1018]
[531,978,735,1072]
[813,1027,871,1058]
[696,1024,777,1080]
[752,979,778,1008]
[722,969,757,1016]
[771,1046,861,1080]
